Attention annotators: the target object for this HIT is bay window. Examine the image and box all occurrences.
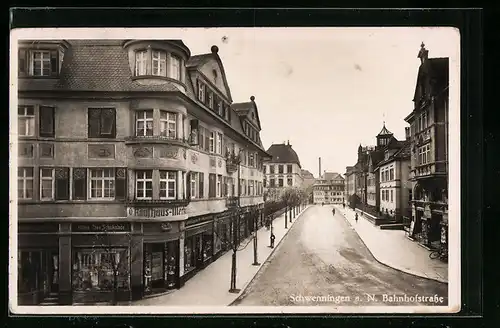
[18,167,34,200]
[418,144,430,165]
[136,170,153,199]
[152,50,167,77]
[136,110,153,136]
[31,50,51,76]
[160,171,177,199]
[18,106,35,137]
[170,55,181,80]
[160,111,177,139]
[135,50,148,76]
[90,168,115,200]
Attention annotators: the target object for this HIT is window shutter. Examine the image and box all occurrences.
[204,89,209,105]
[55,168,69,200]
[88,109,101,138]
[73,168,87,200]
[115,168,127,200]
[39,106,55,137]
[18,49,27,75]
[196,79,200,99]
[50,50,59,75]
[227,105,232,121]
[198,172,204,198]
[185,171,191,200]
[190,119,199,145]
[204,133,210,152]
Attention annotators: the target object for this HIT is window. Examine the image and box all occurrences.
[390,168,394,180]
[72,248,129,291]
[418,145,430,165]
[263,166,267,174]
[135,50,148,76]
[390,190,394,202]
[208,174,216,198]
[208,92,214,109]
[170,55,181,80]
[209,131,215,153]
[18,106,35,137]
[160,171,177,199]
[422,110,428,129]
[278,165,284,174]
[40,168,55,200]
[263,179,267,187]
[249,180,254,196]
[89,169,115,199]
[152,50,167,77]
[241,179,246,196]
[160,111,177,139]
[287,177,293,186]
[248,153,254,167]
[135,170,152,200]
[18,167,33,200]
[88,108,116,138]
[287,165,293,173]
[31,51,51,76]
[39,106,55,137]
[198,126,205,150]
[278,178,284,187]
[136,110,153,136]
[198,172,204,198]
[198,82,205,101]
[216,132,223,155]
[270,165,275,174]
[217,175,222,197]
[270,178,275,187]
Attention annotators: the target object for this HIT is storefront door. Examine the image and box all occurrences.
[150,243,165,289]
[164,240,179,289]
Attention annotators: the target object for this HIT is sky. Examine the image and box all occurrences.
[176,27,460,177]
[13,27,459,178]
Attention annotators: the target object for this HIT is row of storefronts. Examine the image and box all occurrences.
[17,205,264,305]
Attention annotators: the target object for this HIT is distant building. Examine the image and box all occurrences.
[404,43,449,249]
[301,169,315,204]
[263,141,303,201]
[313,172,345,205]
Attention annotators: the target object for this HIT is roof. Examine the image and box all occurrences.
[266,143,301,167]
[377,123,393,136]
[19,40,185,92]
[375,141,411,168]
[369,150,385,166]
[301,169,314,178]
[186,54,213,68]
[412,57,449,102]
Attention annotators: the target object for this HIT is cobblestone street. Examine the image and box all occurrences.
[232,205,448,306]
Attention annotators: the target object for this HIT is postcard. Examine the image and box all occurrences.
[9,26,460,315]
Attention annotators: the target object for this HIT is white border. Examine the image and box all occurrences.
[9,27,460,315]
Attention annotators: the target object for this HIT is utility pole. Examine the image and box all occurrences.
[229,149,242,293]
[252,208,260,266]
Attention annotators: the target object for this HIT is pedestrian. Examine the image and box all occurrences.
[270,232,276,248]
[332,208,335,216]
[343,202,345,209]
[355,213,358,223]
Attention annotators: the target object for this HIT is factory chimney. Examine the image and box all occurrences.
[318,157,322,178]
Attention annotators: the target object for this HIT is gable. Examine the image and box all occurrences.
[198,58,231,100]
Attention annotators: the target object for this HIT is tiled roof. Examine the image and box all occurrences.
[375,141,410,168]
[377,123,393,136]
[186,54,213,68]
[231,101,253,116]
[266,143,301,167]
[19,41,183,92]
[413,57,449,101]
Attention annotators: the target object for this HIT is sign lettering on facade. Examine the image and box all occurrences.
[128,206,187,218]
[72,223,131,232]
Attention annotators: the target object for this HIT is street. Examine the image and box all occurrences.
[231,205,448,306]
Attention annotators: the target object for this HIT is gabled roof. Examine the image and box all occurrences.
[375,141,411,168]
[186,45,233,103]
[266,143,301,167]
[231,96,263,131]
[412,57,449,102]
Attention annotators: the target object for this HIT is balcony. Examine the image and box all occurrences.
[225,152,240,174]
[226,196,239,209]
[411,162,447,180]
[125,135,191,146]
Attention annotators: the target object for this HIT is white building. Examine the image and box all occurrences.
[312,172,345,205]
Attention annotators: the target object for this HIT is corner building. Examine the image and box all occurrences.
[16,39,270,305]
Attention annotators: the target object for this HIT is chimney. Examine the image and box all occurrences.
[405,127,410,140]
[319,157,322,178]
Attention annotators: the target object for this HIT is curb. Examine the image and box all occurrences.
[336,207,448,285]
[228,205,313,306]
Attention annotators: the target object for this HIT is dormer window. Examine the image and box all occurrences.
[217,100,223,116]
[171,55,181,80]
[198,82,205,101]
[152,50,167,77]
[19,48,59,77]
[208,92,214,109]
[135,50,148,76]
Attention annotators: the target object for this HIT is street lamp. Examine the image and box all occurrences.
[252,207,260,266]
[229,148,244,293]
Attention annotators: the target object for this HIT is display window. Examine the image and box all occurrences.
[72,248,130,291]
[202,232,213,261]
[183,236,196,273]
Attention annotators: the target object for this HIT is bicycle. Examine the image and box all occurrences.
[429,245,448,262]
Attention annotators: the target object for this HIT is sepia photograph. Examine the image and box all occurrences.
[9,26,460,315]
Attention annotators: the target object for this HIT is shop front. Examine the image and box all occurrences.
[213,211,233,257]
[18,222,60,305]
[181,214,215,285]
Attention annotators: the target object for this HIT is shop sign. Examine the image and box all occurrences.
[18,222,59,233]
[160,222,173,231]
[72,222,131,232]
[186,215,213,227]
[127,206,187,218]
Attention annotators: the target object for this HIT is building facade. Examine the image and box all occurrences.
[344,166,357,206]
[404,43,449,249]
[16,39,270,305]
[375,136,411,221]
[312,173,345,205]
[263,141,303,202]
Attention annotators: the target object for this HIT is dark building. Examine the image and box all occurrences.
[404,43,449,249]
[16,39,270,305]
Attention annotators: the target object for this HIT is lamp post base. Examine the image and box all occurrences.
[229,288,241,294]
[252,262,261,266]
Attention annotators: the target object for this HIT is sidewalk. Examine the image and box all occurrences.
[335,205,448,283]
[133,205,312,306]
